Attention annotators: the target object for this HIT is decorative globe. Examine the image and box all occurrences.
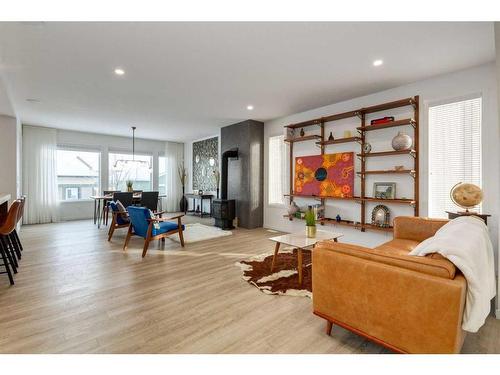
[450,182,483,211]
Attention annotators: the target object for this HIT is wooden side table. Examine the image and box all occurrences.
[446,211,491,225]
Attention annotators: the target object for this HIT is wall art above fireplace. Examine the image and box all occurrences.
[192,136,218,191]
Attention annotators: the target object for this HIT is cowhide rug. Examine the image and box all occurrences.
[235,248,312,298]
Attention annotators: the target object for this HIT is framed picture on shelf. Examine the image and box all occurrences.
[373,182,396,199]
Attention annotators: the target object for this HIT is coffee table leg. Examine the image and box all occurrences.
[270,242,280,272]
[297,248,303,285]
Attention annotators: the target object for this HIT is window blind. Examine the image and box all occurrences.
[428,96,482,218]
[268,135,288,205]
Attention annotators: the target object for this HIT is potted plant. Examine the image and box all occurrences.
[305,205,316,238]
[126,180,133,192]
[178,164,188,212]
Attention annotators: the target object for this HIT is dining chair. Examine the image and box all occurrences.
[102,190,120,225]
[107,201,131,241]
[0,200,22,285]
[139,191,159,212]
[8,196,25,256]
[123,206,185,258]
[112,192,134,208]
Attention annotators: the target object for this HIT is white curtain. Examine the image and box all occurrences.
[22,125,59,224]
[163,141,184,212]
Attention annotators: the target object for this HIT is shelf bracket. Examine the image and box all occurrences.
[410,119,417,129]
[409,201,416,207]
[409,98,417,110]
[355,138,363,145]
[409,170,416,178]
[354,111,363,119]
[409,150,417,158]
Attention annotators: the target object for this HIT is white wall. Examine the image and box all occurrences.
[0,114,20,201]
[264,62,500,257]
[55,128,167,221]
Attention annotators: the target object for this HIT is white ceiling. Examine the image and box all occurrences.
[0,22,495,142]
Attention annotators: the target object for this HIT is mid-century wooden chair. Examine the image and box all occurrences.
[123,206,185,258]
[107,201,131,241]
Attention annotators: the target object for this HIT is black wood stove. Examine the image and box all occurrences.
[213,148,238,230]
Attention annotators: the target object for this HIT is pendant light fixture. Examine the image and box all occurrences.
[113,126,151,169]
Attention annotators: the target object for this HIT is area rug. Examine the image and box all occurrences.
[170,223,232,244]
[235,248,312,298]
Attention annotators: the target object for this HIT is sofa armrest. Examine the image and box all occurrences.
[393,216,449,242]
[312,245,466,353]
[317,241,455,279]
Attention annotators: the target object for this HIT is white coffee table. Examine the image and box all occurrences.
[269,230,343,285]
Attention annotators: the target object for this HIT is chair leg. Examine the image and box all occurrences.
[13,230,23,252]
[0,237,17,274]
[8,233,21,260]
[123,225,133,250]
[0,244,14,285]
[108,225,115,241]
[141,238,150,258]
[178,228,185,247]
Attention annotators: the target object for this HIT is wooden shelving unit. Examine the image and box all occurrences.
[357,118,416,132]
[284,135,321,143]
[284,96,420,233]
[316,137,361,146]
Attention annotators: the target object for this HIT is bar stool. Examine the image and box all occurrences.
[0,200,22,285]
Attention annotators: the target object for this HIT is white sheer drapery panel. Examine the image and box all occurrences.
[22,125,59,224]
[163,141,184,212]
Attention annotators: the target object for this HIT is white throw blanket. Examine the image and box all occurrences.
[409,216,496,333]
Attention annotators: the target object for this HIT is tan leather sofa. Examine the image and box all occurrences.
[312,216,467,354]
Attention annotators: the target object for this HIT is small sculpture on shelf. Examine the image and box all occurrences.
[343,130,352,138]
[335,214,341,222]
[392,132,412,151]
[300,128,305,137]
[363,143,372,154]
[287,201,299,216]
[328,132,334,141]
[371,205,390,227]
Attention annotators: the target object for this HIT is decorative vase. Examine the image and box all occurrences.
[287,201,299,216]
[328,132,334,141]
[300,128,305,137]
[391,132,412,151]
[216,188,220,199]
[306,225,317,238]
[179,186,188,212]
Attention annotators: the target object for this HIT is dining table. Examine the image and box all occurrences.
[0,193,11,223]
[90,193,166,228]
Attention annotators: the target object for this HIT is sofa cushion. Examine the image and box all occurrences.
[375,239,420,255]
[317,241,456,279]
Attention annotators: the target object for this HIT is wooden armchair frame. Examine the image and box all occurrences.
[107,211,131,241]
[123,214,185,257]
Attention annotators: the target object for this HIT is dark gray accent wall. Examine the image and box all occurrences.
[221,120,264,229]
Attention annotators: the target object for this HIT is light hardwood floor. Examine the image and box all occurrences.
[0,217,498,354]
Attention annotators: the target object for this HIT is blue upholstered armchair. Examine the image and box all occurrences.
[107,201,130,241]
[124,206,185,257]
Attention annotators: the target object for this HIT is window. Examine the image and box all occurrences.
[268,135,288,205]
[108,152,152,191]
[158,156,166,195]
[428,96,482,218]
[56,148,100,201]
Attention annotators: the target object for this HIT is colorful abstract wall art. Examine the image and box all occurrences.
[294,152,354,197]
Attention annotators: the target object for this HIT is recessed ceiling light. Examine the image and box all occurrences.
[373,59,383,67]
[247,105,254,111]
[114,68,125,76]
